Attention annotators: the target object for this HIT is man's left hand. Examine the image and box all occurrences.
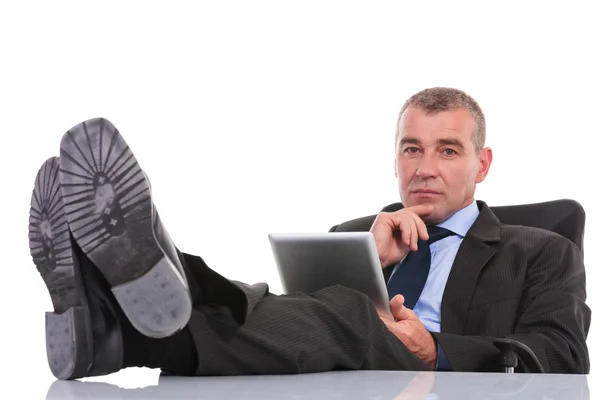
[380,294,438,369]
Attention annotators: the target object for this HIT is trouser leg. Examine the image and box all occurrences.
[180,252,429,375]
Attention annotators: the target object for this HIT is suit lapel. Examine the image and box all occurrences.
[440,201,500,334]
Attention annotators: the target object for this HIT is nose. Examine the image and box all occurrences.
[415,152,439,179]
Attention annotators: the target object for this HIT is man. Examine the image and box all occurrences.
[330,87,590,373]
[28,87,589,380]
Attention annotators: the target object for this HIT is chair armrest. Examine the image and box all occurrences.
[493,338,545,373]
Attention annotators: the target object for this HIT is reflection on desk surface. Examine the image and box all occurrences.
[45,370,590,400]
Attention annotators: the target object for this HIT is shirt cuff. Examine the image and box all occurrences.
[436,343,451,371]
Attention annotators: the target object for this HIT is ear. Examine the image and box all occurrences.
[475,147,492,183]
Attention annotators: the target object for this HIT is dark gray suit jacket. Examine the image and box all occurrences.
[329,200,591,374]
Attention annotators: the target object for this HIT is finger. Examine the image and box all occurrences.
[390,294,406,317]
[402,207,431,242]
[391,299,416,321]
[406,217,419,251]
[390,294,405,310]
[413,213,430,242]
[389,295,407,320]
[410,204,435,217]
[397,218,413,250]
[369,214,392,238]
[370,215,394,253]
[389,213,417,251]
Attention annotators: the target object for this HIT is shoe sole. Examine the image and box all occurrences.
[29,157,93,380]
[58,118,191,338]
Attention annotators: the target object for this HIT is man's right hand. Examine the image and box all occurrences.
[369,204,435,267]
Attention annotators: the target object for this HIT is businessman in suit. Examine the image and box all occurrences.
[329,87,590,373]
[29,87,589,380]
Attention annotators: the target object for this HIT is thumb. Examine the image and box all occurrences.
[390,294,416,321]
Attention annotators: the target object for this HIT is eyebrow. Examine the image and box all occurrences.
[399,137,465,148]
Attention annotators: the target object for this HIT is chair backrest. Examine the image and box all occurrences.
[490,199,585,253]
[381,199,585,255]
[489,199,585,255]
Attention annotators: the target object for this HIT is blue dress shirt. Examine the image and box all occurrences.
[388,200,480,370]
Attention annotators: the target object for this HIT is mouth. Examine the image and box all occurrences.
[410,189,442,198]
[411,189,442,195]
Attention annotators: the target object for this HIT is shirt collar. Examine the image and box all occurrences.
[436,200,480,238]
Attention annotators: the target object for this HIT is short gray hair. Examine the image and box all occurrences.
[395,87,486,153]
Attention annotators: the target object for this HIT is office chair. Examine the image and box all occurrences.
[380,198,586,373]
[491,199,585,373]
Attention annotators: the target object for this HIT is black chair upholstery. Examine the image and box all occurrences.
[489,199,585,255]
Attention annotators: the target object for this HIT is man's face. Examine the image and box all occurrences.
[395,107,492,224]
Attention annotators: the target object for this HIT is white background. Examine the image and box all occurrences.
[1,0,598,397]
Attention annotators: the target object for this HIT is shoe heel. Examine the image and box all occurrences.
[111,255,192,338]
[46,307,93,380]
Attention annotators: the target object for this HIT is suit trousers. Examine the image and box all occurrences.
[174,251,429,375]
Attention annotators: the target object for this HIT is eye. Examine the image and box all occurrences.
[403,147,420,154]
[442,148,457,156]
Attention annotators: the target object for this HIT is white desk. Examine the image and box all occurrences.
[44,370,589,399]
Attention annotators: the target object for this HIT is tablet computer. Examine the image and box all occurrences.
[268,232,393,320]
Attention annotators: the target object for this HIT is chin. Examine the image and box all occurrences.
[422,213,446,225]
[405,194,442,206]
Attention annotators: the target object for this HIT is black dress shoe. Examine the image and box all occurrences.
[29,157,124,380]
[57,118,192,338]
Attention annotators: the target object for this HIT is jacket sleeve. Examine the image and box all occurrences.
[432,237,590,373]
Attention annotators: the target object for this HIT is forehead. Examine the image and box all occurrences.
[398,107,475,143]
